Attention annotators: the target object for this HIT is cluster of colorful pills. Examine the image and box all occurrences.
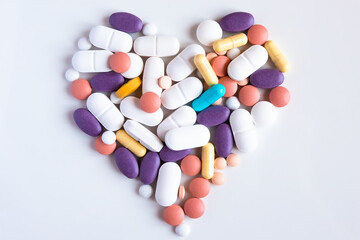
[66,11,290,237]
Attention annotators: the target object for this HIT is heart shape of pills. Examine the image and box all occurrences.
[66,11,290,237]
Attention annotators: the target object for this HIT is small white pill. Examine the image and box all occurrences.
[226,48,241,60]
[251,101,278,127]
[175,222,191,237]
[77,37,92,50]
[65,68,79,82]
[196,20,222,46]
[101,131,116,145]
[226,96,241,110]
[142,23,158,36]
[139,184,153,198]
[110,92,122,104]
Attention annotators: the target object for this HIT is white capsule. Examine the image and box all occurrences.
[226,48,241,60]
[121,53,144,79]
[196,20,223,46]
[251,101,278,127]
[165,124,210,151]
[166,44,205,81]
[230,109,257,152]
[123,120,163,152]
[225,96,241,110]
[77,37,92,50]
[142,23,158,36]
[65,68,79,82]
[101,131,116,145]
[142,57,164,96]
[89,25,132,52]
[232,128,258,152]
[86,93,124,131]
[110,92,122,104]
[139,184,153,198]
[134,35,180,57]
[155,162,181,207]
[175,222,191,237]
[228,45,268,81]
[72,50,113,73]
[120,96,163,127]
[161,77,203,110]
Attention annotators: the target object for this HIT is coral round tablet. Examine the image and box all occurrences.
[109,52,131,73]
[181,155,201,176]
[211,172,225,185]
[269,86,291,107]
[238,85,260,106]
[139,92,161,113]
[184,198,205,218]
[218,76,238,97]
[71,79,92,100]
[163,204,184,226]
[214,157,227,170]
[95,137,117,155]
[247,24,268,45]
[211,56,231,77]
[189,177,211,198]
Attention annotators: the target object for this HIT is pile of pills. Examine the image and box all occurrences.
[66,11,290,237]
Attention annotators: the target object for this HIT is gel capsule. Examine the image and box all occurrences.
[201,143,215,179]
[194,54,218,86]
[116,129,147,157]
[155,162,181,207]
[192,84,225,112]
[213,33,248,53]
[264,40,289,72]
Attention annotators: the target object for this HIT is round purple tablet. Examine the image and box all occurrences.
[73,108,102,137]
[109,12,143,33]
[197,105,230,127]
[220,12,254,32]
[140,152,160,184]
[214,123,233,158]
[114,147,139,179]
[249,69,284,89]
[159,146,191,162]
[90,72,124,92]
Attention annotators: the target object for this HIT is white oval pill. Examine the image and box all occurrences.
[165,124,210,151]
[196,20,222,46]
[166,44,205,81]
[155,162,181,207]
[227,48,241,60]
[228,45,268,81]
[232,128,258,152]
[120,96,163,127]
[142,57,164,96]
[161,77,203,110]
[229,109,254,133]
[142,23,157,36]
[230,109,257,153]
[251,101,278,127]
[225,96,241,110]
[134,35,180,57]
[72,50,113,73]
[77,37,92,50]
[139,184,153,198]
[101,131,116,145]
[121,53,144,79]
[89,25,132,52]
[65,68,79,82]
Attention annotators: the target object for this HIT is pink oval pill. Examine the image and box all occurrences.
[238,85,260,106]
[71,79,92,100]
[247,24,268,45]
[139,92,161,113]
[218,76,238,97]
[95,137,117,155]
[109,52,131,73]
[211,56,231,77]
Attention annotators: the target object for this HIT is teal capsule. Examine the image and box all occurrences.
[192,84,225,112]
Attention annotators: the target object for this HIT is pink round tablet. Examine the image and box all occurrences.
[163,204,184,226]
[206,52,218,62]
[139,92,161,113]
[215,50,227,56]
[237,78,249,86]
[226,154,240,167]
[269,86,290,107]
[212,97,223,106]
[247,24,268,45]
[95,137,117,155]
[181,155,201,176]
[109,52,131,73]
[238,85,260,106]
[211,56,231,77]
[184,198,205,219]
[211,172,225,185]
[218,76,238,97]
[71,79,92,100]
[214,157,227,170]
[189,177,211,198]
[158,76,172,89]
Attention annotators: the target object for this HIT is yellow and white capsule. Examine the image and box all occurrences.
[194,54,218,87]
[116,129,147,157]
[264,40,289,73]
[115,77,142,98]
[201,143,215,179]
[213,33,248,53]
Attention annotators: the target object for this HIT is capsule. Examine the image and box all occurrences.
[213,33,248,53]
[194,54,218,86]
[192,84,225,112]
[155,162,181,207]
[115,77,142,98]
[115,129,147,157]
[264,40,289,73]
[201,143,215,179]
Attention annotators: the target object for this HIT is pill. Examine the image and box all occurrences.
[110,92,122,104]
[161,77,203,110]
[194,54,218,86]
[101,131,116,145]
[89,25,132,52]
[86,93,124,131]
[206,52,218,62]
[158,76,172,89]
[115,130,147,157]
[226,153,241,167]
[238,85,260,106]
[192,84,225,112]
[139,92,161,113]
[214,123,233,158]
[175,222,191,237]
[72,50,113,73]
[165,125,210,151]
[211,172,225,185]
[184,198,205,218]
[95,136,117,155]
[71,79,92,100]
[211,56,231,77]
[264,40,289,72]
[157,105,197,141]
[90,72,124,92]
[226,48,241,60]
[122,53,144,79]
[189,177,210,198]
[114,147,139,178]
[247,24,268,45]
[155,162,181,207]
[212,98,223,106]
[178,185,185,199]
[65,68,80,81]
[196,20,223,46]
[215,50,227,56]
[225,96,241,110]
[251,101,278,127]
[142,23,158,36]
[250,69,284,89]
[73,108,102,136]
[163,204,184,226]
[181,155,201,176]
[109,52,131,74]
[159,146,191,162]
[201,143,215,179]
[220,12,254,32]
[237,78,249,86]
[109,12,143,33]
[77,37,92,50]
[115,77,142,98]
[197,106,230,127]
[213,33,248,53]
[214,157,227,170]
[134,35,180,57]
[269,86,290,107]
[123,120,163,152]
[142,57,164,96]
[139,184,153,198]
[166,44,205,81]
[218,76,238,97]
[120,96,163,127]
[140,152,161,184]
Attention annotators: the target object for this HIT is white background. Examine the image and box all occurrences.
[1,0,360,239]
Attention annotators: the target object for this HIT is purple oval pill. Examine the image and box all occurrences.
[214,123,233,158]
[114,147,139,179]
[197,105,230,127]
[220,12,254,32]
[109,12,143,33]
[250,69,284,89]
[90,72,124,92]
[140,152,160,184]
[73,108,102,137]
[159,146,191,162]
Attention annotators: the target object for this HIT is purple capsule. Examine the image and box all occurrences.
[114,148,139,179]
[214,123,233,158]
[250,69,284,89]
[90,72,124,92]
[73,108,102,136]
[220,12,254,32]
[140,152,160,184]
[109,12,143,33]
[159,146,191,162]
[197,105,230,127]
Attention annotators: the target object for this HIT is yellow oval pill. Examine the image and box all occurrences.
[264,40,289,73]
[115,130,147,157]
[115,77,142,98]
[194,54,218,87]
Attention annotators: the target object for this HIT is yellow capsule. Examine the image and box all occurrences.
[115,130,146,157]
[213,33,248,53]
[201,143,215,179]
[264,40,289,73]
[194,54,218,87]
[115,77,142,98]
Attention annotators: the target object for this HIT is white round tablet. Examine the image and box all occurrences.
[227,48,241,60]
[101,131,116,145]
[142,23,158,36]
[110,92,122,105]
[196,20,222,46]
[65,68,79,82]
[251,101,278,127]
[226,96,241,110]
[138,184,153,198]
[175,222,191,237]
[77,37,92,50]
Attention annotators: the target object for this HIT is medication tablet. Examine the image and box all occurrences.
[159,146,191,162]
[115,77,142,99]
[250,69,284,89]
[214,157,227,170]
[196,20,222,46]
[211,172,225,185]
[109,52,131,73]
[142,23,158,36]
[95,136,117,155]
[211,56,231,77]
[163,204,184,226]
[197,105,230,127]
[269,86,290,107]
[139,92,161,113]
[227,48,241,60]
[214,123,233,158]
[251,101,278,127]
[194,54,218,87]
[109,12,143,33]
[158,76,172,89]
[213,33,248,53]
[89,25,132,52]
[73,108,102,137]
[226,153,241,167]
[225,96,241,110]
[110,92,122,104]
[155,162,181,207]
[90,72,124,92]
[114,147,139,179]
[264,40,289,72]
[77,37,92,50]
[101,131,116,145]
[175,223,191,237]
[72,50,113,73]
[71,79,92,100]
[220,12,254,32]
[184,198,205,218]
[140,152,161,184]
[139,184,153,198]
[247,24,268,45]
[142,57,164,96]
[116,130,147,157]
[65,68,80,82]
[178,185,185,199]
[238,85,260,107]
[122,53,144,79]
[189,177,210,198]
[218,76,238,97]
[165,125,210,151]
[181,155,201,176]
[134,35,180,57]
[202,143,215,179]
